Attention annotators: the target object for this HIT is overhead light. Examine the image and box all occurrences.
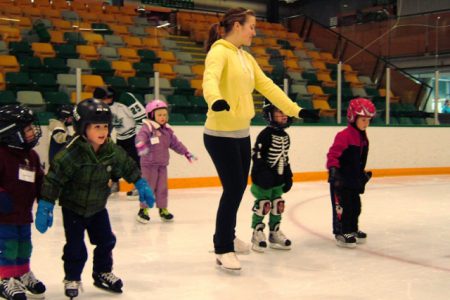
[156,22,171,28]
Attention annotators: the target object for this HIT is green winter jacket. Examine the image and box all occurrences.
[41,135,141,217]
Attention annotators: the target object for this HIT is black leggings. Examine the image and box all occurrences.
[204,134,251,254]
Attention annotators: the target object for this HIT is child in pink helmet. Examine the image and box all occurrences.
[135,100,196,223]
[326,98,376,248]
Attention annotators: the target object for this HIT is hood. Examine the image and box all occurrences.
[210,39,239,52]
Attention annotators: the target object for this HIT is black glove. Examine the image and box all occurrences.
[211,99,230,112]
[298,109,320,121]
[365,171,372,182]
[251,170,274,189]
[282,166,293,193]
[328,167,343,190]
[283,176,293,193]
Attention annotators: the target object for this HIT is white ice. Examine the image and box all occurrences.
[31,175,450,300]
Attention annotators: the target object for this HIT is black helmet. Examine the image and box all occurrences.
[93,87,114,101]
[56,104,74,120]
[0,104,42,150]
[262,99,293,129]
[73,98,112,136]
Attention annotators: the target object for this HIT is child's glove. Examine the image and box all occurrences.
[365,171,372,182]
[282,176,293,193]
[298,109,320,121]
[211,99,230,112]
[135,178,155,208]
[185,152,198,163]
[35,200,54,234]
[328,167,343,190]
[0,192,13,213]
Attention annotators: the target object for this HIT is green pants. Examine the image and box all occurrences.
[250,184,284,231]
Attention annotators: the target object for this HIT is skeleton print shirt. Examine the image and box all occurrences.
[251,126,292,188]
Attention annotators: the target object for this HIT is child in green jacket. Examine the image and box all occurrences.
[35,99,155,299]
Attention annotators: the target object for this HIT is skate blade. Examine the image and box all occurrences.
[355,238,366,244]
[25,291,45,299]
[215,259,241,271]
[234,249,250,255]
[336,240,357,248]
[93,282,123,294]
[251,244,266,253]
[160,218,174,223]
[135,216,150,224]
[269,243,291,250]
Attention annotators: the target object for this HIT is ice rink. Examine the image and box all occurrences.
[31,175,450,300]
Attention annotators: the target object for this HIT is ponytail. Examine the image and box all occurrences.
[205,7,255,53]
[206,23,221,52]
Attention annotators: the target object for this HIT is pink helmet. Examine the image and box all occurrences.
[347,98,376,123]
[145,99,168,119]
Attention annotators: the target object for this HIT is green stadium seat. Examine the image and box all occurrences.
[43,91,71,112]
[30,73,58,92]
[5,72,32,92]
[133,62,154,78]
[9,41,33,58]
[18,56,44,73]
[104,76,128,94]
[43,57,70,74]
[188,95,207,113]
[137,49,161,64]
[36,111,54,125]
[64,32,87,45]
[54,44,79,59]
[0,91,17,105]
[171,78,195,96]
[169,113,186,124]
[90,60,115,77]
[128,77,152,94]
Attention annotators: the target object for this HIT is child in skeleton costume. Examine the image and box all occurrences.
[48,104,73,163]
[94,87,146,195]
[250,100,294,252]
[326,98,375,248]
[135,100,196,223]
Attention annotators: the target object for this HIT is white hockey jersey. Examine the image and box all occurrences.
[110,93,146,140]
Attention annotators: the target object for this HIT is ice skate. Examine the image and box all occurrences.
[215,252,241,271]
[353,230,367,244]
[251,223,267,253]
[269,229,292,250]
[136,208,150,224]
[63,280,82,299]
[234,237,250,255]
[92,272,123,293]
[335,233,357,248]
[19,271,45,299]
[0,278,26,300]
[159,208,174,222]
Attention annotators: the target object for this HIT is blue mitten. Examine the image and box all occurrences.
[0,192,13,213]
[35,200,54,234]
[135,178,155,208]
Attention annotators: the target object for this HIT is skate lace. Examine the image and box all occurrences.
[343,233,354,239]
[3,278,25,296]
[20,271,40,288]
[140,208,149,216]
[64,280,84,292]
[100,272,120,284]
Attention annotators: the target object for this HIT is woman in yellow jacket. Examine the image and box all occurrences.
[203,7,318,271]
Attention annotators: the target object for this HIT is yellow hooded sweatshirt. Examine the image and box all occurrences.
[202,39,301,136]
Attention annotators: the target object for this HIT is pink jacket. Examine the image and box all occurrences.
[135,120,189,166]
